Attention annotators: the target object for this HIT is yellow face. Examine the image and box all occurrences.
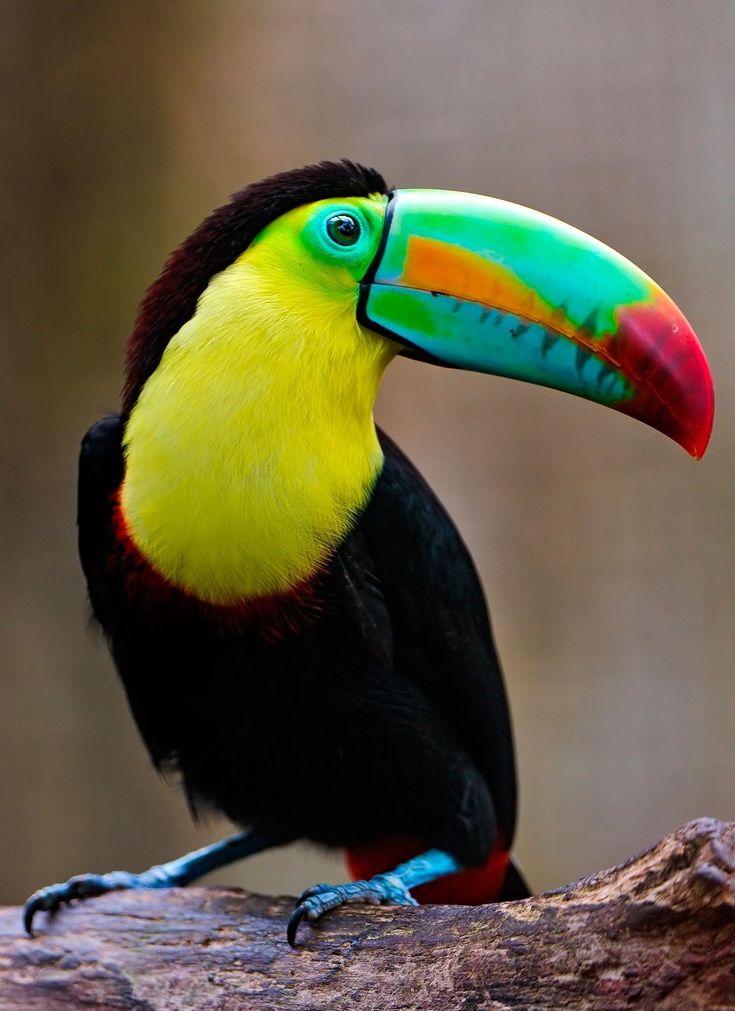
[121,194,397,604]
[250,192,388,291]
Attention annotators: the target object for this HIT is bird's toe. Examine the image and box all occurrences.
[287,875,418,946]
[23,886,61,936]
[23,871,139,936]
[295,881,335,903]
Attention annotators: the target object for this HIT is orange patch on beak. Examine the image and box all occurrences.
[402,235,581,343]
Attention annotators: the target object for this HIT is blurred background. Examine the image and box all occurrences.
[1,0,733,906]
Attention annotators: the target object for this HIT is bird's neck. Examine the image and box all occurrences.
[120,257,393,605]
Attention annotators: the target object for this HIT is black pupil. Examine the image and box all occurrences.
[327,214,360,245]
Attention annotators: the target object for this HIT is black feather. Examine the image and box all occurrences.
[78,421,516,866]
[123,160,387,415]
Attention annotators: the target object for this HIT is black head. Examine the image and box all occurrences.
[123,160,388,416]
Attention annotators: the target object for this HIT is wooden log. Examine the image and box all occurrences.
[1,818,733,1010]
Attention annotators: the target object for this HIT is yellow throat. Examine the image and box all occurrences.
[121,197,395,604]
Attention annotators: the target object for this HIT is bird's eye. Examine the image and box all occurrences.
[325,213,361,247]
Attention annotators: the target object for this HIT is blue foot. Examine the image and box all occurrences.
[24,829,280,936]
[23,870,153,935]
[287,873,419,947]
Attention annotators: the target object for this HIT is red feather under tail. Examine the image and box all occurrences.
[345,835,510,905]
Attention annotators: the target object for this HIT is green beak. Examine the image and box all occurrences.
[358,189,714,458]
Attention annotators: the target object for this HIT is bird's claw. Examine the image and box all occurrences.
[23,871,138,936]
[287,874,418,947]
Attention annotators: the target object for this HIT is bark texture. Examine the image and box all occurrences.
[1,819,733,1010]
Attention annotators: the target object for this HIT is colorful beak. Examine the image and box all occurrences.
[359,190,714,457]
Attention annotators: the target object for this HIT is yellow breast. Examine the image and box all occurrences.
[121,215,395,605]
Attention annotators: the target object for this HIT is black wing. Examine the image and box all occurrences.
[77,417,518,849]
[77,414,124,617]
[359,429,518,846]
[78,415,180,766]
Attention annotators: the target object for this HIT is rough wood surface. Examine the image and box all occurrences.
[1,819,733,1010]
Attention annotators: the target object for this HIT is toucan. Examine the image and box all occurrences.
[24,161,713,945]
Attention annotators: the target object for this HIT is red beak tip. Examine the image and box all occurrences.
[681,399,714,460]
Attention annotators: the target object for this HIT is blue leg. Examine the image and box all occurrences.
[24,829,280,935]
[287,848,463,947]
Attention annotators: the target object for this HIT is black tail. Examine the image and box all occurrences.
[498,859,531,901]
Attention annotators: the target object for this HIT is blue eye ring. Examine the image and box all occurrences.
[325,213,361,247]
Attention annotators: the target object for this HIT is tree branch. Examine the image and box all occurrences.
[1,818,734,1010]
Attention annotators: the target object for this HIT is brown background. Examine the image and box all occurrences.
[1,0,733,906]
